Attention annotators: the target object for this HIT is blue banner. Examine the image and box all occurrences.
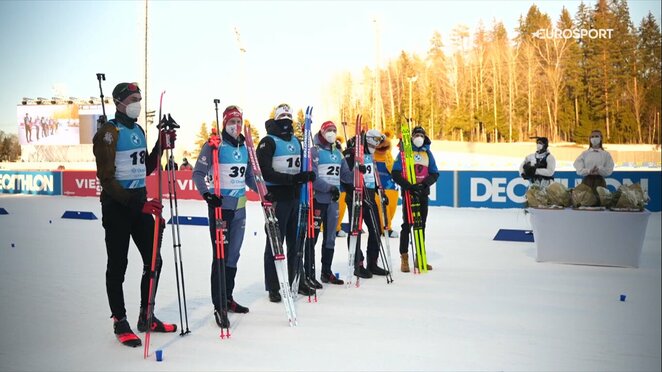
[454,170,661,211]
[0,171,62,196]
[429,171,454,207]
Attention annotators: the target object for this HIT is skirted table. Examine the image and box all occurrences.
[528,208,651,268]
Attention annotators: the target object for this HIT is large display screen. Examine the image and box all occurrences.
[17,103,108,146]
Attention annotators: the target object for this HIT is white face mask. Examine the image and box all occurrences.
[324,131,337,143]
[125,102,141,119]
[226,123,241,139]
[590,137,601,147]
[412,137,424,148]
[536,144,543,151]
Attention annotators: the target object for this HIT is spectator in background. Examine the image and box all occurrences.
[165,155,178,171]
[573,129,614,192]
[519,137,556,188]
[23,113,31,143]
[179,157,193,171]
[35,116,40,141]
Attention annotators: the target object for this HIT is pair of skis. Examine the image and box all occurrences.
[244,122,298,326]
[292,107,316,302]
[400,120,427,274]
[346,115,364,287]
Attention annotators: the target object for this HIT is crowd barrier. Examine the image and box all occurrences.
[1,170,660,212]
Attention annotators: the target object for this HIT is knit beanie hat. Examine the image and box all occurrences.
[321,121,336,133]
[223,105,242,125]
[112,82,140,103]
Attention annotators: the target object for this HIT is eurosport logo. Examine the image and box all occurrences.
[533,28,614,39]
[0,171,62,195]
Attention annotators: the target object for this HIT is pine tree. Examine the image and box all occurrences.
[638,12,662,143]
[192,121,211,159]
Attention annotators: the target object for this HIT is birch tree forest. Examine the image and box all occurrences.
[331,0,661,144]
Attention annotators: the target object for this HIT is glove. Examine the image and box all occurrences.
[357,164,367,174]
[203,192,223,208]
[422,176,436,187]
[264,192,274,202]
[412,183,426,191]
[330,186,340,202]
[400,181,413,191]
[293,171,316,184]
[141,199,163,215]
[380,193,389,206]
[523,163,536,179]
[160,129,177,150]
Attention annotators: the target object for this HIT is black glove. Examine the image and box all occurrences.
[357,164,367,174]
[293,171,316,184]
[203,192,223,208]
[330,186,340,202]
[264,192,274,202]
[410,183,426,197]
[523,163,536,179]
[422,176,436,187]
[380,193,389,206]
[399,181,413,191]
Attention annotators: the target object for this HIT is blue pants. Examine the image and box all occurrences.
[207,207,246,308]
[313,200,339,274]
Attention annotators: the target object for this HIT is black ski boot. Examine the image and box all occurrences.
[354,264,373,279]
[137,309,177,333]
[368,261,390,276]
[320,271,344,285]
[113,316,141,347]
[227,298,249,314]
[307,276,323,289]
[214,308,230,328]
[268,290,282,303]
[298,281,316,296]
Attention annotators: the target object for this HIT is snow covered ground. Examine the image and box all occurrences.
[0,195,660,371]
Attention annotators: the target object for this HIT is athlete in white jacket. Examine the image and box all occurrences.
[573,129,614,190]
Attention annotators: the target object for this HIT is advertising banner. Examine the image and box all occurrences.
[0,170,62,195]
[456,170,661,211]
[62,171,102,197]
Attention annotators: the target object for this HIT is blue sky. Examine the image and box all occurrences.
[0,0,659,153]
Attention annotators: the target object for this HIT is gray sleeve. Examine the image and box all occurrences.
[192,143,213,196]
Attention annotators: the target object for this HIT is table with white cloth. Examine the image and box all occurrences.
[528,208,651,268]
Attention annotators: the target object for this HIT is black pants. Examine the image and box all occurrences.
[399,193,429,254]
[345,192,381,265]
[263,199,299,291]
[102,199,161,320]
